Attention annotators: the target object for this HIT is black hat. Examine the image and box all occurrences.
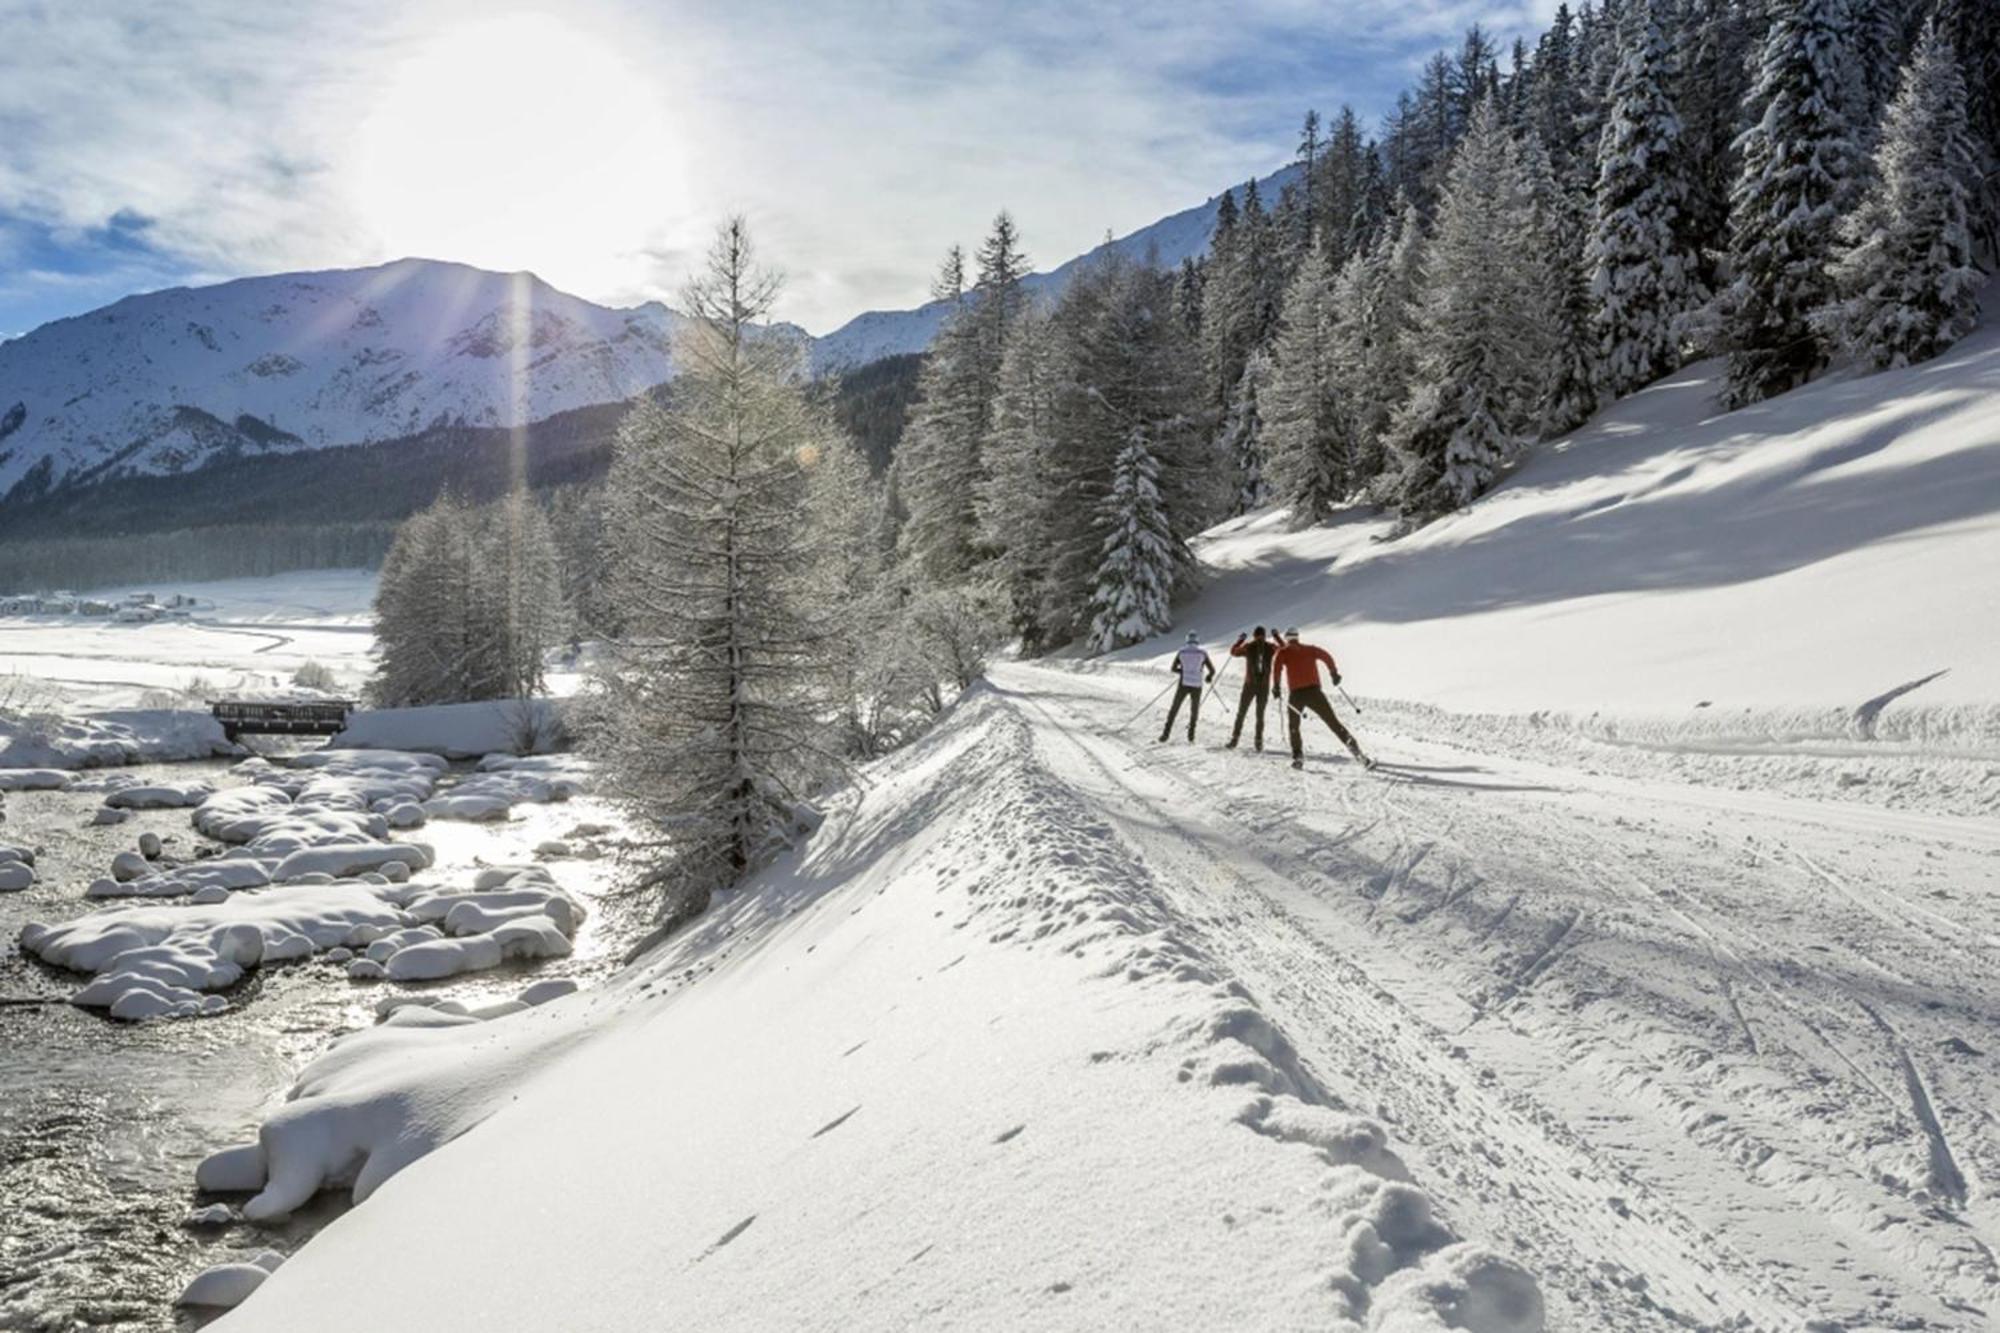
[1252,625,1266,638]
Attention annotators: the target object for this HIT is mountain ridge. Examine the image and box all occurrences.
[0,163,1298,510]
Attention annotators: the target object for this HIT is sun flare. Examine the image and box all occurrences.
[348,11,687,295]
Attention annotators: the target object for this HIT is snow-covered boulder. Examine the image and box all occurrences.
[106,781,214,809]
[0,768,72,791]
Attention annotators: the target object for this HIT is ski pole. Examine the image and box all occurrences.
[1337,683,1363,715]
[1115,677,1179,733]
[1204,652,1234,710]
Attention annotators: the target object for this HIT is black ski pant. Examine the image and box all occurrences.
[1161,683,1203,740]
[1230,681,1270,748]
[1286,686,1357,760]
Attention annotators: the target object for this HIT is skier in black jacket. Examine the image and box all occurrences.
[1225,626,1277,750]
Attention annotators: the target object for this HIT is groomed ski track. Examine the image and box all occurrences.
[990,659,2000,1331]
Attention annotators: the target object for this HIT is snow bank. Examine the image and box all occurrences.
[203,690,1537,1330]
[0,709,239,769]
[329,700,567,759]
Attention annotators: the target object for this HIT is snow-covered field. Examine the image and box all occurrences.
[192,313,1999,1329]
[0,569,379,712]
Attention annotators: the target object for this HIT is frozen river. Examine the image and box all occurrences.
[0,757,635,1332]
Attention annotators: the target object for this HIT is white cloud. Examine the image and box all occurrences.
[0,0,1549,334]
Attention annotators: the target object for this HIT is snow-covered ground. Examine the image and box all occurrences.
[0,568,379,713]
[194,316,1998,1329]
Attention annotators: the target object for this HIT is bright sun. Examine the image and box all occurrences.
[349,10,687,296]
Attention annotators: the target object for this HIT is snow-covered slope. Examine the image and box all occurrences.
[0,259,689,501]
[1165,312,2000,743]
[809,162,1302,372]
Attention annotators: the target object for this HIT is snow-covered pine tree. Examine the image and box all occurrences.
[1316,107,1373,266]
[894,311,985,584]
[1678,0,1761,300]
[1824,23,1983,369]
[931,245,967,305]
[1934,0,2000,262]
[1522,133,1601,434]
[896,215,1030,585]
[595,217,841,922]
[1589,0,1703,397]
[1087,436,1176,652]
[1043,255,1206,648]
[1722,0,1863,406]
[978,309,1063,648]
[1174,256,1205,339]
[1386,101,1541,518]
[1264,249,1352,526]
[1220,348,1272,514]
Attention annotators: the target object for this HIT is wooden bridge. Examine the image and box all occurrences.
[212,699,355,741]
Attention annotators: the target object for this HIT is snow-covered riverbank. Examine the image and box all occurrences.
[0,748,636,1331]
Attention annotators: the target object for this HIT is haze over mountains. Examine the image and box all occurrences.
[0,164,1297,510]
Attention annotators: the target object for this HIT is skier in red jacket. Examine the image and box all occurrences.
[1271,627,1373,770]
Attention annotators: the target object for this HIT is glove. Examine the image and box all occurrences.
[1331,671,1342,686]
[1234,632,1246,644]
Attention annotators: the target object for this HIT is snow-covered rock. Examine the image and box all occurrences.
[0,711,237,769]
[105,781,214,809]
[0,768,72,791]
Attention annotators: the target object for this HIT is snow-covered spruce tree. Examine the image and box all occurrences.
[1522,134,1601,436]
[1722,0,1863,407]
[595,217,841,923]
[1041,254,1205,648]
[977,309,1063,649]
[1589,0,1703,398]
[1220,349,1272,514]
[1087,436,1176,652]
[895,215,1029,585]
[1326,194,1428,506]
[1678,0,1761,301]
[1935,0,2000,261]
[1387,101,1542,519]
[1824,24,1983,369]
[1264,249,1353,526]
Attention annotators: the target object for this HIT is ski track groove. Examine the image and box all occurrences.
[1010,674,1808,1329]
[1004,663,2000,1330]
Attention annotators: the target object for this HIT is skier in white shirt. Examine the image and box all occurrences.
[1159,632,1216,743]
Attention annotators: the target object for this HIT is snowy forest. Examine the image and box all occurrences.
[368,0,1999,913]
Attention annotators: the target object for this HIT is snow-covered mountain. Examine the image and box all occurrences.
[809,162,1302,371]
[0,164,1295,505]
[0,259,700,503]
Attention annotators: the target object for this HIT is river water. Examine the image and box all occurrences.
[0,757,637,1332]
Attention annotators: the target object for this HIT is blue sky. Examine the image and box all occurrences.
[0,0,1554,339]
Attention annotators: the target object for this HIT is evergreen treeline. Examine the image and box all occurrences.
[889,0,1996,648]
[370,490,564,707]
[0,522,396,594]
